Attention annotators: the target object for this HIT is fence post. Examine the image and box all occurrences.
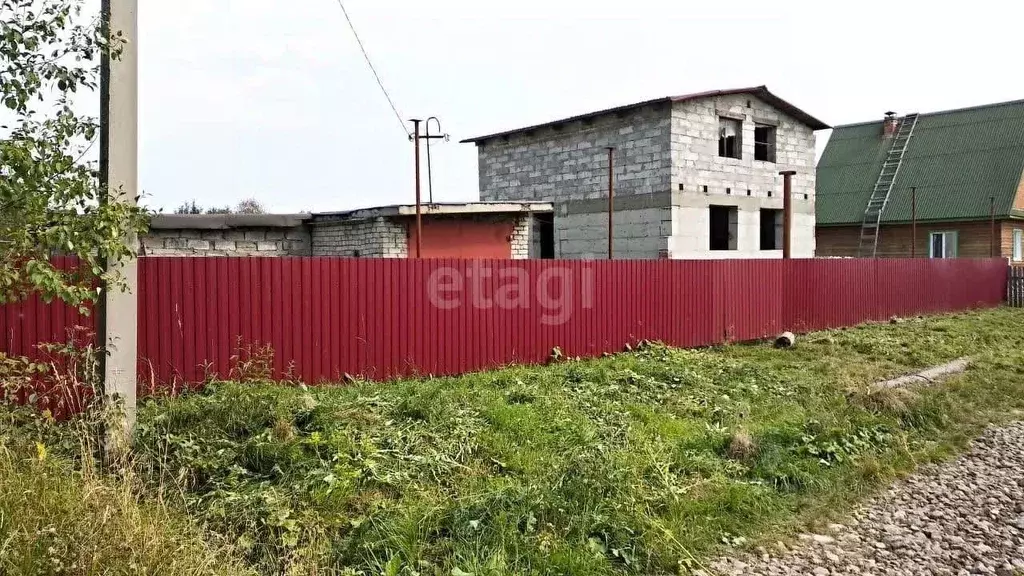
[1008,266,1012,306]
[1009,266,1015,306]
[1011,266,1020,307]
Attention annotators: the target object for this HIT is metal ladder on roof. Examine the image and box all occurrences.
[858,113,920,258]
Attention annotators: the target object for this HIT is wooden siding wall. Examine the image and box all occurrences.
[817,221,1024,259]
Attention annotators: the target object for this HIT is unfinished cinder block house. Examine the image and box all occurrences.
[462,86,829,259]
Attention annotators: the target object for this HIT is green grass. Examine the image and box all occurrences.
[123,307,1024,575]
[0,428,254,575]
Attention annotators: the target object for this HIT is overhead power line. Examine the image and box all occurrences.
[332,0,410,137]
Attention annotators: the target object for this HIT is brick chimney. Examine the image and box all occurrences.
[883,111,899,137]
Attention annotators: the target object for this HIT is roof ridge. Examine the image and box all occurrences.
[461,85,828,143]
[831,97,1024,130]
[827,116,1024,145]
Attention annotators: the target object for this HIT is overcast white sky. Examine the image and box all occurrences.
[139,0,1024,213]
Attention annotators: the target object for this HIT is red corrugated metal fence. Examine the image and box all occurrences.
[0,257,1008,391]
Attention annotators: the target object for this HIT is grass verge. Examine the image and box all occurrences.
[0,422,255,575]
[122,307,1024,575]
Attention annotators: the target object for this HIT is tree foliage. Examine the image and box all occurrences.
[174,198,266,215]
[234,198,265,215]
[0,0,149,310]
[174,200,202,215]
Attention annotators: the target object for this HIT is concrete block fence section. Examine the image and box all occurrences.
[142,214,313,257]
[311,218,408,258]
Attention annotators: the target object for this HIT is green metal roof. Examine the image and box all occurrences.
[817,99,1024,225]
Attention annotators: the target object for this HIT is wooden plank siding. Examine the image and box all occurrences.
[817,220,1024,260]
[1014,170,1024,211]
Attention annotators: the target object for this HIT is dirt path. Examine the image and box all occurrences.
[709,422,1024,576]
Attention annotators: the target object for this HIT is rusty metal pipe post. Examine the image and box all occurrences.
[411,119,423,258]
[780,171,796,259]
[425,117,437,204]
[911,187,917,258]
[607,147,615,260]
[423,117,448,205]
[990,196,997,258]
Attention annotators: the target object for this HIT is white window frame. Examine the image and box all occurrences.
[1013,229,1023,262]
[929,231,959,259]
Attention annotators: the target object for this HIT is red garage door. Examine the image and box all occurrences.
[413,219,515,259]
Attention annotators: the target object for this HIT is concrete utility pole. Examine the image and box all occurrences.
[98,0,139,458]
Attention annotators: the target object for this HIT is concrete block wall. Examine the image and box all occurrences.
[668,192,815,259]
[670,94,816,200]
[555,193,671,260]
[312,217,408,258]
[477,103,672,202]
[471,93,820,260]
[511,215,531,259]
[142,227,311,256]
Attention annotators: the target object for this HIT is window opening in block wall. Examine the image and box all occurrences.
[709,205,738,251]
[718,117,742,159]
[754,124,777,162]
[760,209,783,251]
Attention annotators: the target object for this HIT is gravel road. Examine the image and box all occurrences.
[709,422,1024,576]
